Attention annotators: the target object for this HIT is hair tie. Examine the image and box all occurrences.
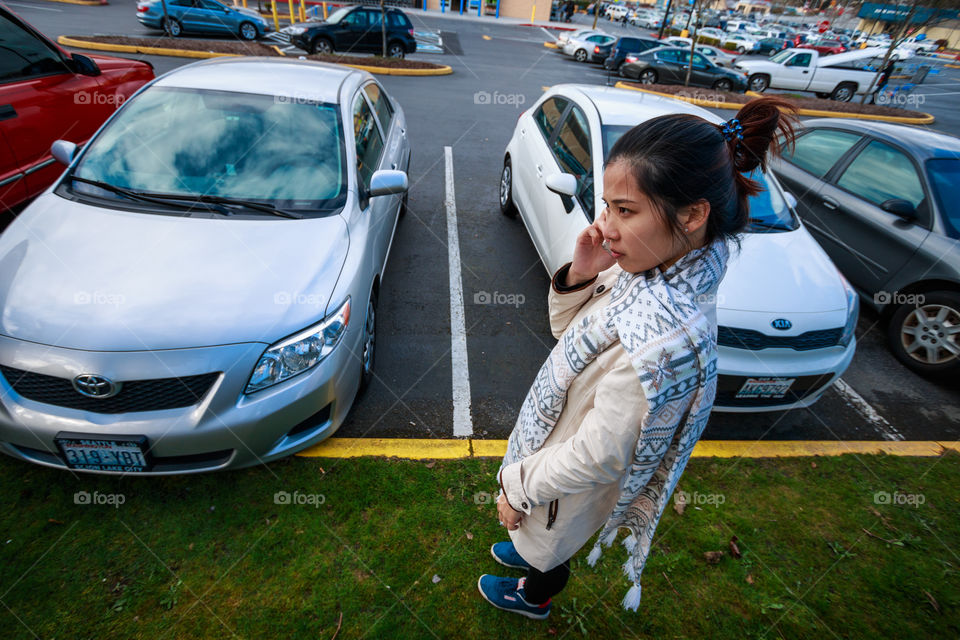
[719,118,744,142]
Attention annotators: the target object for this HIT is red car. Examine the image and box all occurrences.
[0,6,154,213]
[798,38,847,55]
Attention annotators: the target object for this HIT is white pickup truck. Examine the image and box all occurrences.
[735,47,890,101]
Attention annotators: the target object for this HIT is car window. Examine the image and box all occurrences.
[782,128,861,178]
[550,106,594,219]
[0,12,67,83]
[837,140,925,210]
[656,50,678,63]
[365,10,383,27]
[387,11,410,28]
[926,158,960,239]
[692,53,709,67]
[170,0,192,6]
[353,93,383,192]
[586,35,606,43]
[343,10,363,26]
[363,82,392,133]
[533,96,568,140]
[198,0,222,10]
[786,53,812,67]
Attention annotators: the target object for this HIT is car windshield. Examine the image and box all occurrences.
[769,49,794,63]
[324,6,352,23]
[70,87,347,213]
[601,124,797,232]
[926,158,960,239]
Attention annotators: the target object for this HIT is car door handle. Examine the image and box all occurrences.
[821,196,838,210]
[391,162,397,169]
[536,164,543,177]
[802,70,809,73]
[0,104,16,121]
[520,128,526,136]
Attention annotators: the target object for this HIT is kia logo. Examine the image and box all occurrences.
[771,318,792,331]
[72,374,121,399]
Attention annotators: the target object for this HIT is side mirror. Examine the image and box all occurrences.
[51,140,77,166]
[71,53,101,77]
[368,169,408,198]
[783,191,797,210]
[545,173,578,197]
[880,198,916,220]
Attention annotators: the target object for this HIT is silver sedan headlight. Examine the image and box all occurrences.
[245,298,351,394]
[838,275,859,348]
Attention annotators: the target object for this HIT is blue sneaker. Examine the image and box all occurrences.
[477,575,552,620]
[490,541,532,570]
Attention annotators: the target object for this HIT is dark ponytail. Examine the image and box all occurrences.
[604,96,798,253]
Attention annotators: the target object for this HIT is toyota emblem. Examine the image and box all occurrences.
[72,374,121,398]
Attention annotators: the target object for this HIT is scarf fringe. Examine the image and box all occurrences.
[586,543,603,567]
[622,533,637,553]
[621,583,642,611]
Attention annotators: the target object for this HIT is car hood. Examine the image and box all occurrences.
[0,195,350,351]
[235,7,265,20]
[84,53,153,74]
[717,228,847,313]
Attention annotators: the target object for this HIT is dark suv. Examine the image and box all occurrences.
[286,5,416,58]
[603,36,662,75]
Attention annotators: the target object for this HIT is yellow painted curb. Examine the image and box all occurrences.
[57,36,453,75]
[947,63,960,69]
[297,438,957,460]
[544,41,558,49]
[613,82,936,125]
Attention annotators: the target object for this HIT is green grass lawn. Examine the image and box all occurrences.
[1,450,959,639]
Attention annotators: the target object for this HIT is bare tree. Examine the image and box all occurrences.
[683,0,709,87]
[380,0,388,57]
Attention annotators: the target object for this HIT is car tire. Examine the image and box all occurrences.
[831,82,856,102]
[399,190,408,218]
[575,48,588,62]
[387,41,405,58]
[163,17,182,37]
[499,156,518,218]
[748,73,769,92]
[617,61,628,77]
[713,78,733,91]
[737,45,746,53]
[887,291,960,378]
[310,37,333,55]
[358,290,378,393]
[639,69,657,84]
[238,21,258,41]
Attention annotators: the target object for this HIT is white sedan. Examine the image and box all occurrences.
[498,84,858,412]
[724,33,759,53]
[562,33,616,63]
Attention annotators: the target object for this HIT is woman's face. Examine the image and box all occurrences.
[597,160,686,274]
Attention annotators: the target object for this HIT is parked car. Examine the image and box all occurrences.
[0,5,154,213]
[621,47,748,91]
[697,27,726,41]
[603,36,663,75]
[564,33,617,62]
[737,47,890,101]
[285,5,416,57]
[136,0,271,40]
[755,37,792,56]
[694,43,738,67]
[498,85,858,411]
[0,57,410,474]
[770,119,960,377]
[556,28,602,49]
[798,37,847,55]
[723,33,759,53]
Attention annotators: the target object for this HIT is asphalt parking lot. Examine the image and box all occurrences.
[6,0,959,446]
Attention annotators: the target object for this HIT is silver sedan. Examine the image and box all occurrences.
[0,57,410,474]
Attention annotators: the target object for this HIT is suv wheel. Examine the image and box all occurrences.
[387,42,405,58]
[310,37,333,55]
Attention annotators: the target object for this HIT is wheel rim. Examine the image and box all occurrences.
[165,19,180,36]
[241,23,256,40]
[317,40,331,54]
[500,164,511,207]
[750,77,766,91]
[362,298,376,375]
[717,80,731,91]
[640,71,655,84]
[900,303,960,365]
[576,50,586,61]
[835,87,852,101]
[389,45,403,57]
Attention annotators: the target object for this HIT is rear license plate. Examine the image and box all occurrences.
[55,433,150,472]
[735,377,796,399]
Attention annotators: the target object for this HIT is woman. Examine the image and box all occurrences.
[478,97,797,618]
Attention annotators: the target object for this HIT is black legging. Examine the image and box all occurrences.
[523,559,571,604]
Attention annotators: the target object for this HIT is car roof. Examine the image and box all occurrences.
[153,57,363,103]
[553,83,724,128]
[802,119,960,159]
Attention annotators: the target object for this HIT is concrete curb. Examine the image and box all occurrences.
[57,35,453,75]
[543,41,558,49]
[613,82,936,125]
[296,438,960,460]
[39,0,106,5]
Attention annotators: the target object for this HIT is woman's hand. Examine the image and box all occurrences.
[568,219,615,286]
[497,493,523,531]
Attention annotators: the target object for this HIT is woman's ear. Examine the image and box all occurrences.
[680,200,710,234]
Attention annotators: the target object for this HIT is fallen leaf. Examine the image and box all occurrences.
[432,574,441,584]
[811,461,817,468]
[729,536,742,559]
[674,499,685,516]
[425,461,436,469]
[47,518,64,525]
[464,530,474,540]
[704,551,724,564]
[923,589,940,613]
[746,574,755,584]
[188,543,194,551]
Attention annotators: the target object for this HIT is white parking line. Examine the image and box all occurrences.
[5,1,62,10]
[445,146,473,438]
[541,27,558,41]
[833,378,905,441]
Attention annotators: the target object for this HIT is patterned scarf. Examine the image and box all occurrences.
[500,236,730,611]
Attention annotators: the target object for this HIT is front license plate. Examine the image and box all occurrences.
[55,433,150,472]
[735,377,796,399]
